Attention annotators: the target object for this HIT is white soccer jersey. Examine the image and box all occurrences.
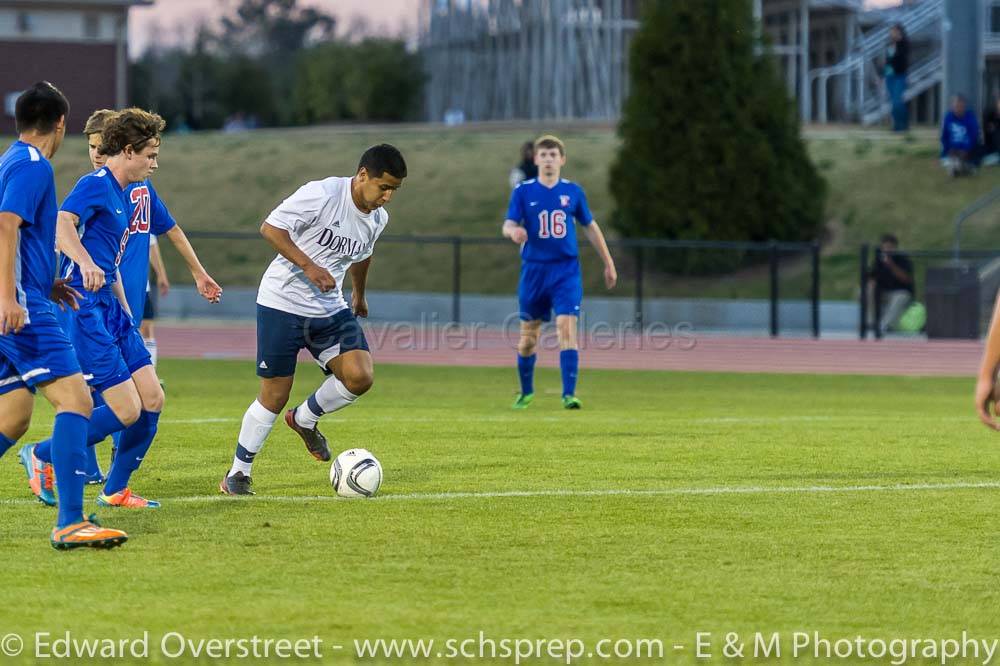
[256,176,388,318]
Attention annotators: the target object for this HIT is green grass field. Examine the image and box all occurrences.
[1,359,999,663]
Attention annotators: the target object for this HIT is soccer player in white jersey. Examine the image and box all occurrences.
[220,144,406,495]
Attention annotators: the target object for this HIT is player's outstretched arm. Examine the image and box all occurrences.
[55,211,104,292]
[977,292,1000,430]
[0,212,27,334]
[502,220,527,245]
[164,226,221,303]
[348,258,371,318]
[259,221,336,293]
[582,221,618,289]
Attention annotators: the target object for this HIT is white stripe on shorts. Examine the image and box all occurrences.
[316,344,341,368]
[20,367,51,381]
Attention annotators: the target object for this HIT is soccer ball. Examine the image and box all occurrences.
[330,449,383,498]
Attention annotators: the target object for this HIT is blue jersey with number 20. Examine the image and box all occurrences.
[505,178,593,263]
[119,180,176,318]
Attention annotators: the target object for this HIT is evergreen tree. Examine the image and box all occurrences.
[610,0,825,251]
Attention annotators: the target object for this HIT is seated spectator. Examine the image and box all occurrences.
[941,94,980,177]
[508,141,539,189]
[868,234,915,335]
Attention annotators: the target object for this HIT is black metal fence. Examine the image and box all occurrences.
[860,245,1000,340]
[178,232,823,337]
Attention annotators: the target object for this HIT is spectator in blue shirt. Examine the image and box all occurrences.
[941,95,981,177]
[884,25,909,132]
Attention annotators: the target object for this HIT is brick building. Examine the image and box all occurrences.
[0,0,152,134]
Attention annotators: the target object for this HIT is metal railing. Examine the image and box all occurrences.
[807,0,944,124]
[859,245,1000,339]
[183,232,823,338]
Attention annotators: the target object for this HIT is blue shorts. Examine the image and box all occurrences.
[256,304,369,378]
[67,289,151,392]
[518,259,583,322]
[0,298,82,396]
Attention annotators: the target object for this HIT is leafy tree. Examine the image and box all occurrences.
[610,0,826,255]
[294,40,425,123]
[217,0,335,55]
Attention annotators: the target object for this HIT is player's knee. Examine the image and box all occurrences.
[1,413,31,441]
[342,368,373,396]
[142,384,165,413]
[557,330,577,349]
[518,336,537,356]
[258,386,290,413]
[115,393,142,428]
[51,386,94,419]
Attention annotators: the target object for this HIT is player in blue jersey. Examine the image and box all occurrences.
[58,109,221,485]
[85,108,222,482]
[21,108,170,510]
[82,108,221,362]
[0,82,127,549]
[502,135,617,409]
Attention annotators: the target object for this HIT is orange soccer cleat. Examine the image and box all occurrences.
[50,515,128,550]
[96,488,161,509]
[19,444,56,507]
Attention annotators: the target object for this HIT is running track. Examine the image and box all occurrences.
[156,323,983,377]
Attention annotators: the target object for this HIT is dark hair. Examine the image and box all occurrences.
[892,24,907,41]
[99,108,165,156]
[358,144,407,179]
[880,233,899,246]
[15,81,69,134]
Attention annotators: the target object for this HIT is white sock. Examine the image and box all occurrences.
[144,337,158,367]
[294,376,358,430]
[230,400,278,477]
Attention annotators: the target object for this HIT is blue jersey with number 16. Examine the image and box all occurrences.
[505,178,593,263]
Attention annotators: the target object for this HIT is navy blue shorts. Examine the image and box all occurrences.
[256,304,369,378]
[67,289,151,392]
[0,298,82,396]
[518,259,583,322]
[142,289,156,322]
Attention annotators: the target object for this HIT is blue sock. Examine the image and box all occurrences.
[34,405,125,463]
[517,354,536,396]
[560,349,579,397]
[0,432,15,459]
[51,412,89,528]
[104,411,159,495]
[84,443,102,478]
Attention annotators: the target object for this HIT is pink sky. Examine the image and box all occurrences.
[129,0,419,55]
[130,0,903,56]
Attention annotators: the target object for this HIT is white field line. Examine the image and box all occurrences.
[68,414,973,426]
[3,481,1000,507]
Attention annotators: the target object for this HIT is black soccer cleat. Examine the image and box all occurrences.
[284,409,331,462]
[219,471,255,496]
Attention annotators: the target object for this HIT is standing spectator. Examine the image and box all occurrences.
[983,97,1000,165]
[508,141,539,189]
[868,234,914,335]
[884,24,909,132]
[941,94,981,177]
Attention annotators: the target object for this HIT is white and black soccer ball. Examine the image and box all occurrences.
[330,448,383,498]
